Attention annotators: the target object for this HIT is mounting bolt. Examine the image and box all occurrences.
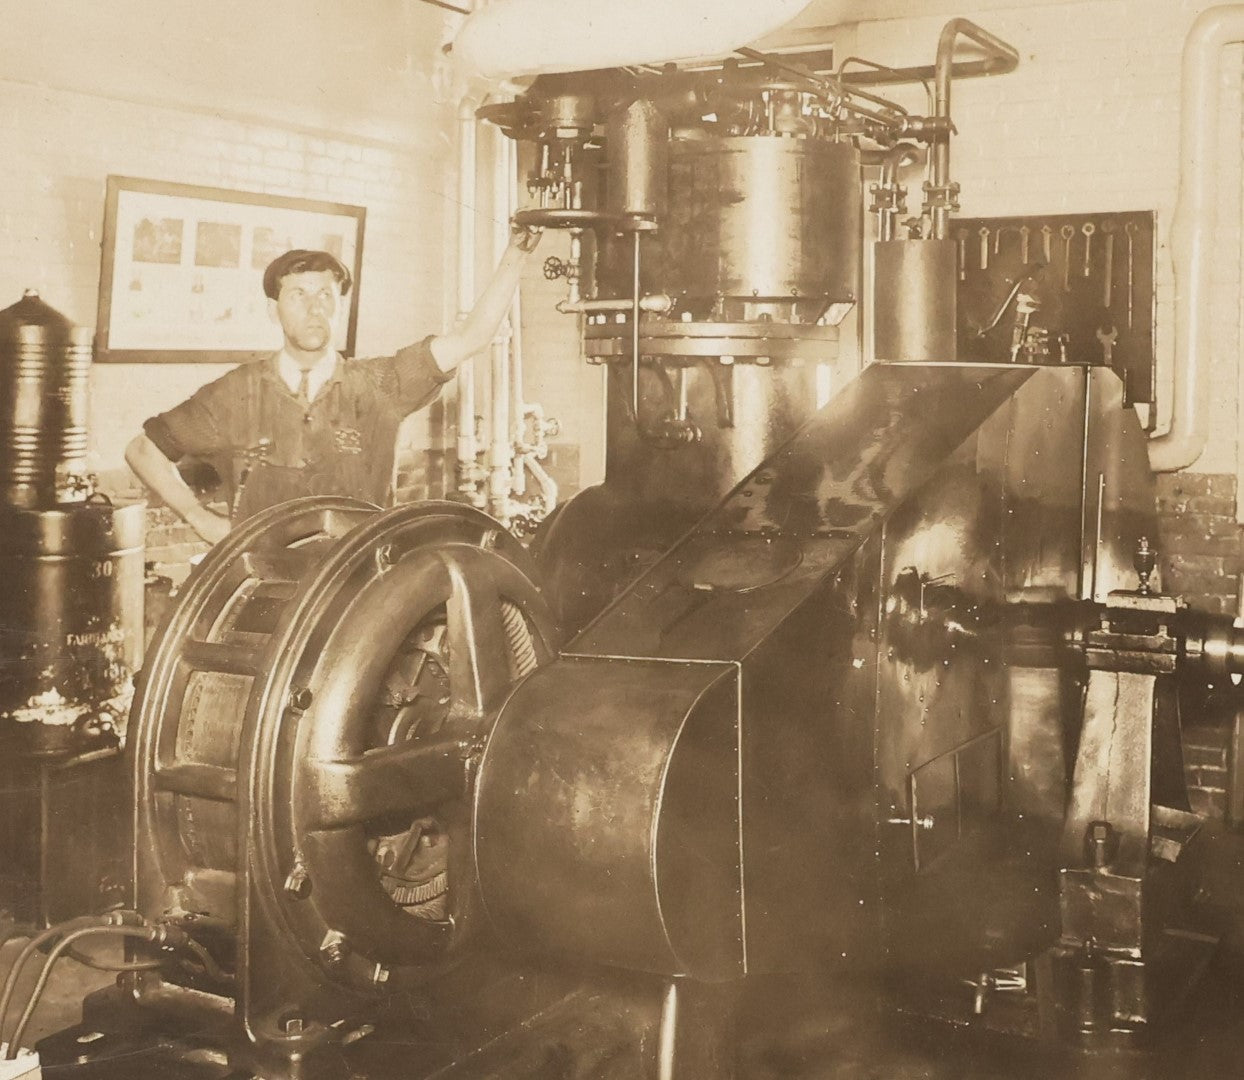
[289,687,314,712]
[371,963,390,987]
[283,863,312,900]
[1085,820,1116,869]
[319,930,350,968]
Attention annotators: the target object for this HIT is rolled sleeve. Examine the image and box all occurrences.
[367,335,455,416]
[142,370,242,462]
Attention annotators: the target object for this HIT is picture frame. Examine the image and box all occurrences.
[96,176,366,363]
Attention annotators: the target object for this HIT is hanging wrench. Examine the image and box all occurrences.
[979,226,991,270]
[1041,224,1053,263]
[1019,224,1031,264]
[1060,224,1076,291]
[1101,221,1116,310]
[1095,324,1118,368]
[1124,221,1138,328]
[956,228,967,281]
[1081,222,1095,277]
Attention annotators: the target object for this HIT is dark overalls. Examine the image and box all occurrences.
[143,339,450,521]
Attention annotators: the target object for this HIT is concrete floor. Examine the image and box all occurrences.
[6,944,1244,1079]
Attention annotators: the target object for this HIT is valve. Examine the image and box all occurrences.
[542,256,570,281]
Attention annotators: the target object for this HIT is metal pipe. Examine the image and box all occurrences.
[657,979,679,1080]
[488,126,514,521]
[631,232,642,423]
[1149,5,1244,472]
[556,294,672,315]
[509,284,526,499]
[455,96,483,505]
[929,20,1019,240]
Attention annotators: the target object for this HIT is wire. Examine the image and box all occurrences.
[6,925,159,1058]
[0,918,96,1050]
[65,944,163,973]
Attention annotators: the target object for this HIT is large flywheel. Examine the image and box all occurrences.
[130,498,559,1027]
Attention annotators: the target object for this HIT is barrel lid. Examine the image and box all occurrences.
[0,290,76,338]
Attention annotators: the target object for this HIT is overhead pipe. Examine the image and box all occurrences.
[928,20,1019,240]
[1149,5,1244,472]
[450,0,815,79]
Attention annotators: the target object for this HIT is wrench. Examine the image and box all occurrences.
[1096,324,1118,367]
[1019,224,1031,264]
[956,228,967,281]
[1060,224,1076,291]
[1124,221,1138,328]
[1041,224,1053,262]
[1101,221,1116,310]
[979,226,990,270]
[1081,222,1096,277]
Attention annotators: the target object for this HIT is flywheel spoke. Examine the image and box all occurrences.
[442,548,516,723]
[303,737,468,829]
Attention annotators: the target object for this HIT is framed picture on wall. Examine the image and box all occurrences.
[96,176,366,363]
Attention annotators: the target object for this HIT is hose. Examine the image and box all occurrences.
[5,924,161,1058]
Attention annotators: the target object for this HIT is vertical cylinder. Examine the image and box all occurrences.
[0,291,92,508]
[873,240,958,363]
[606,98,668,220]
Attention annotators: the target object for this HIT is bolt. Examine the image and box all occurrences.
[371,964,390,987]
[283,863,312,900]
[288,687,314,712]
[319,930,350,968]
[1086,820,1115,869]
[375,543,396,570]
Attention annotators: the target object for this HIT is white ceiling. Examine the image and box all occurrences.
[786,0,1082,29]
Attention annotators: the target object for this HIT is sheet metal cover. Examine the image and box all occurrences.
[574,363,1035,662]
[475,655,744,981]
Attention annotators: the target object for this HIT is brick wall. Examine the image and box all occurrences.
[1157,472,1243,615]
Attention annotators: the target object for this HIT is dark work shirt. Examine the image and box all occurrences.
[143,337,452,521]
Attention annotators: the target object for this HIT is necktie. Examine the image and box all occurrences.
[296,369,311,407]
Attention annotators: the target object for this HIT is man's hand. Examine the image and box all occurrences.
[187,504,231,544]
[510,223,544,254]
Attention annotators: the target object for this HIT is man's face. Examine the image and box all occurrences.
[269,270,342,357]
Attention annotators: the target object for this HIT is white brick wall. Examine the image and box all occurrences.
[0,4,462,479]
[845,1,1242,475]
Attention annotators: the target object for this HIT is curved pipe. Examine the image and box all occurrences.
[930,20,1019,239]
[1149,5,1244,472]
[450,0,814,79]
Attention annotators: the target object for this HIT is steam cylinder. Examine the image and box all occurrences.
[595,136,861,320]
[0,292,144,755]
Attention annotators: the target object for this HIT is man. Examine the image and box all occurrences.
[125,227,541,542]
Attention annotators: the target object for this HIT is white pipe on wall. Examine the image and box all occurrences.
[451,0,815,79]
[487,123,514,520]
[455,95,485,504]
[1150,5,1244,472]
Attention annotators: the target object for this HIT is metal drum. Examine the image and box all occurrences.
[0,500,145,755]
[0,292,145,756]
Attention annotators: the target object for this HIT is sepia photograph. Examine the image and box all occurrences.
[1,1,1243,1078]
